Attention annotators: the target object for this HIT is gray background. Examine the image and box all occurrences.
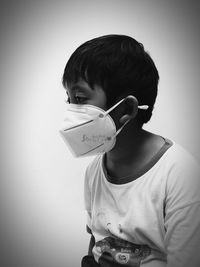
[0,0,199,266]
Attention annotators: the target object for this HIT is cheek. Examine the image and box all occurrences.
[92,85,107,109]
[98,101,108,111]
[109,111,121,131]
[109,102,125,131]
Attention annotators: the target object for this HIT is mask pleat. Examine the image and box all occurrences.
[64,119,94,131]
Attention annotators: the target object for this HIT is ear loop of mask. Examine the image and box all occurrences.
[66,98,148,156]
[101,98,149,117]
[99,98,149,138]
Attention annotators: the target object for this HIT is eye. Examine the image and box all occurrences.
[65,91,70,104]
[75,96,87,104]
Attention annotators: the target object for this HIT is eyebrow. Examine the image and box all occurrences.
[68,84,92,93]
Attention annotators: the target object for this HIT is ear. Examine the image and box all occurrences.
[119,95,138,124]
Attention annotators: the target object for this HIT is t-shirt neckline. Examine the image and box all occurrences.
[102,137,173,185]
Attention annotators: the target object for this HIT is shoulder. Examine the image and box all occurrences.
[163,141,200,208]
[85,154,103,177]
[164,142,200,181]
[167,141,198,163]
[84,154,103,188]
[157,140,200,178]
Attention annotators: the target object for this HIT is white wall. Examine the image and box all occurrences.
[0,0,199,266]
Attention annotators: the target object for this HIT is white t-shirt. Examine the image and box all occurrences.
[84,139,200,267]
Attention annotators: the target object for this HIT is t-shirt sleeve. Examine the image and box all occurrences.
[164,150,200,267]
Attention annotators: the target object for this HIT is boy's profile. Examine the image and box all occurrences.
[61,34,200,267]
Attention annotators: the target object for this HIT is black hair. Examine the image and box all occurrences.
[62,34,159,125]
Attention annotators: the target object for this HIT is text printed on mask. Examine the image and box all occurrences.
[81,134,112,143]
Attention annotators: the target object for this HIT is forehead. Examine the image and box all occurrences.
[65,79,92,93]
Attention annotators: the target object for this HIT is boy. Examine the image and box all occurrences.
[60,35,200,267]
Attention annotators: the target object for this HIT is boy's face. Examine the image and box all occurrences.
[65,79,107,110]
[65,79,125,131]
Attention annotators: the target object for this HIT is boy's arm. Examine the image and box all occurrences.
[86,225,95,255]
[165,203,200,267]
[164,157,200,267]
[88,234,95,256]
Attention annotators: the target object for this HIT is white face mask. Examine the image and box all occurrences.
[59,98,148,157]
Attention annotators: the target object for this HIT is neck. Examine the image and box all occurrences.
[106,123,150,164]
[104,123,166,181]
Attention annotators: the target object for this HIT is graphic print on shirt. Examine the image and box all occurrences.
[93,216,151,266]
[95,235,151,266]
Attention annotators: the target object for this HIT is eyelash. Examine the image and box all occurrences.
[65,97,70,104]
[65,96,87,104]
[74,96,87,104]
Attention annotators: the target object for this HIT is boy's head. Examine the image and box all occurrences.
[62,34,159,126]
